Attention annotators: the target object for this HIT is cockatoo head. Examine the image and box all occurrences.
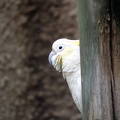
[48,38,80,73]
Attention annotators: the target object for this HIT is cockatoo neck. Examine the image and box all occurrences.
[61,48,82,113]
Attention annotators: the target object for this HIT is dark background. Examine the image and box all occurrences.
[0,0,81,120]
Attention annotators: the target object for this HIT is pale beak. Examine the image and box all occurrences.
[48,51,56,65]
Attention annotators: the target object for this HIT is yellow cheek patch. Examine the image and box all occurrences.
[62,47,73,58]
[72,40,80,46]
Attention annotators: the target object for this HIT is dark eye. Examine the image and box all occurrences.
[58,45,64,51]
[59,46,63,50]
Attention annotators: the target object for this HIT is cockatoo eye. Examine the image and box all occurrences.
[59,46,62,49]
[58,45,64,51]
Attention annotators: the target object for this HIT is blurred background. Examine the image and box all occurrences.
[0,0,81,120]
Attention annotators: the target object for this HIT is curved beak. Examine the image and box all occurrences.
[48,51,56,65]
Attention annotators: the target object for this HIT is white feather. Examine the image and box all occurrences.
[49,38,82,114]
[62,44,82,113]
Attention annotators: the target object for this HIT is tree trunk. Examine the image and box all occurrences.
[78,0,120,119]
[0,0,80,120]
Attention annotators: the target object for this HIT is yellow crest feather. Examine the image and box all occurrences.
[72,40,80,46]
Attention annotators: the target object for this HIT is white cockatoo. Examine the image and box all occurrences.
[48,38,82,114]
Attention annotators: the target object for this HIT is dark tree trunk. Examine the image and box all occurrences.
[0,0,80,120]
[78,0,120,119]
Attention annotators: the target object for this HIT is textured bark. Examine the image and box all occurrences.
[0,0,81,120]
[78,0,120,119]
